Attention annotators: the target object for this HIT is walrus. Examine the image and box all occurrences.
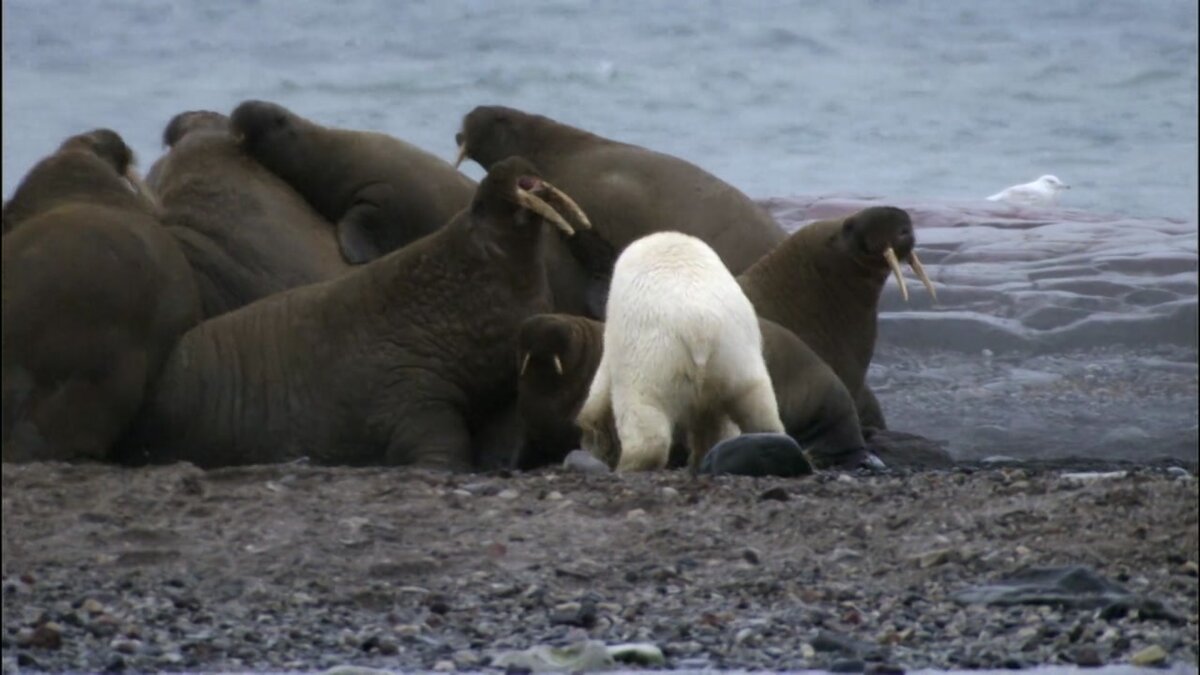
[144,110,231,190]
[3,129,158,233]
[2,129,200,462]
[515,314,869,471]
[117,156,590,470]
[230,100,477,264]
[453,105,788,316]
[147,110,351,318]
[738,206,936,431]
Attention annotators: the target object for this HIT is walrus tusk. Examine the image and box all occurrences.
[520,352,531,377]
[907,250,937,302]
[453,142,468,169]
[124,167,159,210]
[883,247,909,302]
[553,354,563,375]
[537,182,592,230]
[517,188,575,236]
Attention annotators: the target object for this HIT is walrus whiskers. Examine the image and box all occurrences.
[907,250,937,302]
[516,189,575,236]
[520,352,531,377]
[882,247,909,302]
[553,354,563,375]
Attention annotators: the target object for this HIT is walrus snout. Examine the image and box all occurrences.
[230,100,292,148]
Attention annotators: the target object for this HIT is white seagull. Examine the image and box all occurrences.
[986,174,1070,207]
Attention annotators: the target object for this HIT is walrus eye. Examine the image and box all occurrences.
[518,176,539,191]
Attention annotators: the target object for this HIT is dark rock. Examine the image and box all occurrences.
[864,430,954,469]
[700,433,812,477]
[562,450,611,475]
[952,565,1184,622]
[829,658,866,673]
[28,622,63,650]
[548,599,597,628]
[812,630,874,656]
[758,487,790,502]
[1071,646,1104,667]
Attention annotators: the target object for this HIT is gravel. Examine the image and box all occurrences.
[2,457,1197,672]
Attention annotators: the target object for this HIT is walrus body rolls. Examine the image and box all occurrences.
[119,157,589,470]
[516,314,865,471]
[147,111,350,318]
[231,100,477,265]
[2,130,200,463]
[454,105,787,317]
[577,232,784,472]
[738,206,936,431]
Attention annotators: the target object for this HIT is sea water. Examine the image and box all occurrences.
[2,0,1197,220]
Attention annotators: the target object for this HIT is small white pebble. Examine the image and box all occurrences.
[497,489,519,500]
[545,490,564,501]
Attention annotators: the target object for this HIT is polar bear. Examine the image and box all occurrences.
[576,231,785,472]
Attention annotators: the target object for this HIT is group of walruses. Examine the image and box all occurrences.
[0,101,935,474]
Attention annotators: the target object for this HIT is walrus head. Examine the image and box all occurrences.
[162,110,230,148]
[517,314,585,380]
[230,99,304,155]
[840,206,936,302]
[57,129,156,208]
[455,105,552,171]
[474,156,591,237]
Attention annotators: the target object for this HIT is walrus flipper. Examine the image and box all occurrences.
[384,401,474,472]
[336,202,385,265]
[855,385,888,432]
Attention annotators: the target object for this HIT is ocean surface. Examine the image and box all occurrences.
[2,0,1197,220]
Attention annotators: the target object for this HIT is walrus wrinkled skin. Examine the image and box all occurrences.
[2,129,200,462]
[231,100,477,264]
[118,156,589,470]
[454,105,787,316]
[147,111,350,318]
[738,206,936,432]
[515,314,866,471]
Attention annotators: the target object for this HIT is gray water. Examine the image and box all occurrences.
[3,0,1198,220]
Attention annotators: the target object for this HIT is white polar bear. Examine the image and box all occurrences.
[577,231,785,472]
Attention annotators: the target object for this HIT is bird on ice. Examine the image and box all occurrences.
[986,174,1070,206]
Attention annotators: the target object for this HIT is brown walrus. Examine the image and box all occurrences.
[147,110,350,317]
[2,129,200,462]
[3,129,158,233]
[230,100,477,264]
[117,156,590,470]
[738,206,936,431]
[514,314,866,471]
[144,110,232,190]
[453,105,787,316]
